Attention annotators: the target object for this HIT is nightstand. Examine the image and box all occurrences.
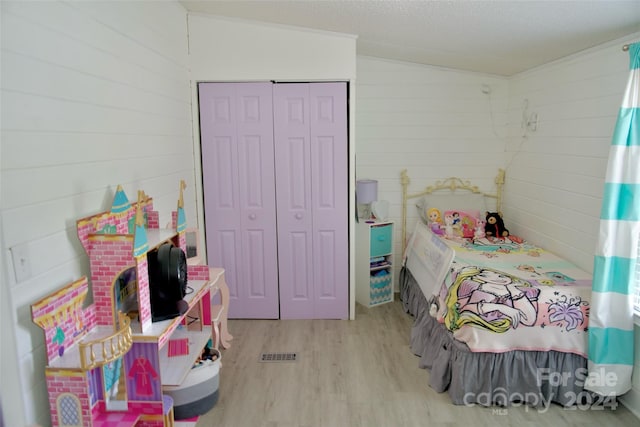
[356,220,394,307]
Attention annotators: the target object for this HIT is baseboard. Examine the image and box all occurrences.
[620,386,640,420]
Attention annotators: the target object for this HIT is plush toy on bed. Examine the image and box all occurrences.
[474,218,486,239]
[426,207,445,235]
[484,211,509,238]
[443,213,455,238]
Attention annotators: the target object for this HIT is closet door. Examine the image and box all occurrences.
[199,82,279,319]
[274,83,348,319]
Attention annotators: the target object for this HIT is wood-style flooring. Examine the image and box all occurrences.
[196,298,638,427]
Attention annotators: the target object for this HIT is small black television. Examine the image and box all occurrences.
[148,243,188,322]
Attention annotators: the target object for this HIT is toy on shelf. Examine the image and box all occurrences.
[31,181,232,427]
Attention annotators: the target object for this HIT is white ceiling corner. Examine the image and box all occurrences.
[180,0,640,76]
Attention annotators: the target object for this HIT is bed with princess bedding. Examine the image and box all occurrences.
[399,169,596,408]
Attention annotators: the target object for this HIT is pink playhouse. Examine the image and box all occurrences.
[31,182,232,427]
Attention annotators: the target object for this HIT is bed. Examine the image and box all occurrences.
[399,169,595,408]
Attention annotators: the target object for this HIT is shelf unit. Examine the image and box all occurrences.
[158,327,212,386]
[117,227,220,391]
[356,220,395,307]
[130,274,215,387]
[31,184,229,427]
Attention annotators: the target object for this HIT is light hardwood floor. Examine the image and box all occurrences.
[196,298,638,427]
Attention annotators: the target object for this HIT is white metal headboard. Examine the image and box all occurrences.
[400,169,505,253]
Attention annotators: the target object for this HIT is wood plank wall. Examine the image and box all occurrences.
[1,1,637,423]
[356,35,637,284]
[505,36,640,417]
[0,2,192,425]
[505,37,635,272]
[355,56,509,285]
[356,35,640,418]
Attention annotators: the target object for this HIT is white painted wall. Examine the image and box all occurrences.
[355,56,509,285]
[504,34,639,272]
[505,32,640,418]
[1,1,637,423]
[188,14,356,82]
[187,14,359,318]
[0,1,193,425]
[357,35,639,416]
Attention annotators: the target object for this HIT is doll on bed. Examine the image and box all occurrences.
[473,218,485,239]
[427,207,445,235]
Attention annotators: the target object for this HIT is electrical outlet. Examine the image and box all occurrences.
[10,243,32,282]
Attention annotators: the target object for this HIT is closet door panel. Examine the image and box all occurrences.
[218,230,241,300]
[202,82,347,320]
[274,84,315,318]
[275,83,348,319]
[200,82,279,319]
[310,83,348,319]
[235,83,279,318]
[229,83,279,319]
[245,229,269,297]
[200,83,243,308]
[289,232,312,298]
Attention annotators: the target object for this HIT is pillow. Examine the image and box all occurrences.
[443,210,479,238]
[416,193,489,225]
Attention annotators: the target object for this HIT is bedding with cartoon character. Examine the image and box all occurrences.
[432,231,591,356]
[401,221,594,407]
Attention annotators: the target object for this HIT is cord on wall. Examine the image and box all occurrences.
[506,98,538,170]
[521,99,538,135]
[482,83,506,139]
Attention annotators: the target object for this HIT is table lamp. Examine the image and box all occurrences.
[356,179,378,221]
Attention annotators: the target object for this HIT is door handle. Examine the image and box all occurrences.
[295,213,303,219]
[249,214,257,220]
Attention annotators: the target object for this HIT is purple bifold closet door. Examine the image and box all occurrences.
[199,82,280,319]
[273,82,348,319]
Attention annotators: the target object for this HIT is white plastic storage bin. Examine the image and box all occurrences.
[163,352,221,420]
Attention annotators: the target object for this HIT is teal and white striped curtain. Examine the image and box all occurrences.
[587,42,639,396]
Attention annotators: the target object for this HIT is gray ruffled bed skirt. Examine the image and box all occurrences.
[399,267,593,408]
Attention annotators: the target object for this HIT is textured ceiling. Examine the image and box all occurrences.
[180,0,640,76]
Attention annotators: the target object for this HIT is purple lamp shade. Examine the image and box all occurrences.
[356,179,378,204]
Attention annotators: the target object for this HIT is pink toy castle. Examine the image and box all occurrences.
[31,182,231,426]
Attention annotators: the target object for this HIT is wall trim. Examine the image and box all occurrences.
[620,388,640,420]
